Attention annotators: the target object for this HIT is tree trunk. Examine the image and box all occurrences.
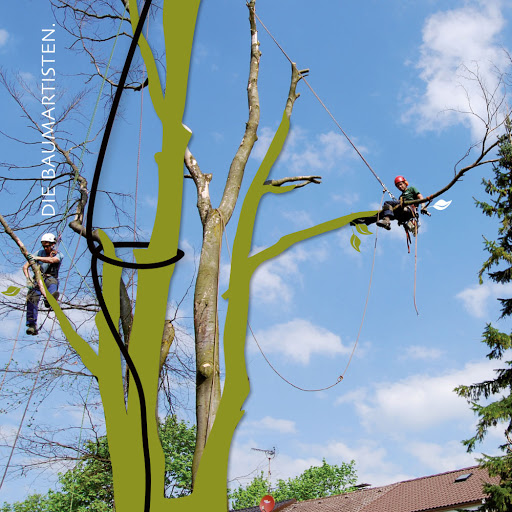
[192,209,223,484]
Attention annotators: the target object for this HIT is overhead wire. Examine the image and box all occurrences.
[253,12,396,201]
[254,11,431,317]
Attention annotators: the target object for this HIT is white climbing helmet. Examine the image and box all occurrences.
[41,233,57,244]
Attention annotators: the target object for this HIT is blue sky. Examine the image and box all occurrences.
[1,0,512,505]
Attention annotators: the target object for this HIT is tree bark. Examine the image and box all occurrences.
[189,0,261,485]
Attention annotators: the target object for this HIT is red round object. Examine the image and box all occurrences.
[259,495,275,512]
[394,175,406,186]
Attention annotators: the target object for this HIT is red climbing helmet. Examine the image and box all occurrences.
[394,175,408,188]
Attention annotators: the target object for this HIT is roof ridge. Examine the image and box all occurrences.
[290,482,400,506]
[391,465,481,486]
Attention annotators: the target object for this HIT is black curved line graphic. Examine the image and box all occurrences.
[83,1,185,511]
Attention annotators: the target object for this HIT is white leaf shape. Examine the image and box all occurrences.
[432,199,452,211]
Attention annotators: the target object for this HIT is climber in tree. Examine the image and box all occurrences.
[353,175,429,230]
[23,233,63,335]
[375,175,428,230]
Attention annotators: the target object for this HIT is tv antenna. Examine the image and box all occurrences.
[251,447,276,492]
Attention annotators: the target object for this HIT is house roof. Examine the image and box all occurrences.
[283,465,500,512]
[232,499,297,512]
[286,484,398,512]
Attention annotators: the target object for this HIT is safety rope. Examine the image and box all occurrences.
[220,191,383,391]
[57,5,127,237]
[253,12,396,201]
[413,222,419,316]
[0,11,127,484]
[0,231,91,490]
[0,320,57,490]
[0,315,23,395]
[131,17,149,305]
[0,225,90,489]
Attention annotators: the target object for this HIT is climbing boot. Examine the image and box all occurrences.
[376,217,391,230]
[26,324,38,336]
[44,291,60,308]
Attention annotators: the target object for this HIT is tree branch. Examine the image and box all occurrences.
[184,147,212,225]
[217,0,261,223]
[264,175,322,189]
[0,213,47,298]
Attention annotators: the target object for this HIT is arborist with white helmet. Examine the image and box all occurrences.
[376,175,428,230]
[22,233,63,335]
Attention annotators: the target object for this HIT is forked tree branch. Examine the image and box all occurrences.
[265,175,322,189]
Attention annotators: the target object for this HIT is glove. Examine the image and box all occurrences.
[27,253,37,261]
[421,205,430,216]
[26,277,34,289]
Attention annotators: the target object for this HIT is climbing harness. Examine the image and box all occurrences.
[399,205,419,254]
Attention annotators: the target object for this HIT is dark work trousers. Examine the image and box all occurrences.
[26,276,58,326]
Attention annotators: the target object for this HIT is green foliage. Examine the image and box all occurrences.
[455,120,512,512]
[229,459,357,510]
[1,416,195,511]
[159,415,195,497]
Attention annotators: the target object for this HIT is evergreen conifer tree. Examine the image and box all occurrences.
[455,118,512,512]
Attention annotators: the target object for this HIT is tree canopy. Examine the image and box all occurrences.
[1,416,195,512]
[229,459,357,510]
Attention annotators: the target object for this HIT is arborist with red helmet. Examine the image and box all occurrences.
[22,233,63,335]
[376,175,428,230]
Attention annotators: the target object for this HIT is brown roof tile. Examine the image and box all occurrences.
[285,484,398,512]
[279,466,500,512]
[360,466,499,512]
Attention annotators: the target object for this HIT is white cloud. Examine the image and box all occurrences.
[332,192,360,206]
[244,416,297,434]
[407,440,479,473]
[249,319,351,365]
[456,282,512,318]
[283,130,356,174]
[251,125,361,175]
[403,345,443,360]
[0,29,9,48]
[178,238,199,266]
[251,244,328,305]
[404,2,510,138]
[337,360,499,434]
[19,72,35,83]
[251,126,276,160]
[282,209,314,228]
[251,261,293,303]
[228,438,322,489]
[303,439,410,487]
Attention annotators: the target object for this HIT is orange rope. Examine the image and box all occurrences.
[413,222,419,316]
[227,193,385,391]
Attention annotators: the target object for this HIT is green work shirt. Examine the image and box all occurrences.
[401,186,420,202]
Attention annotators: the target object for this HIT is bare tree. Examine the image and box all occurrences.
[1,1,510,511]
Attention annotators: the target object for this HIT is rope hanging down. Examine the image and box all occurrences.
[0,7,129,492]
[220,194,383,391]
[254,12,396,201]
